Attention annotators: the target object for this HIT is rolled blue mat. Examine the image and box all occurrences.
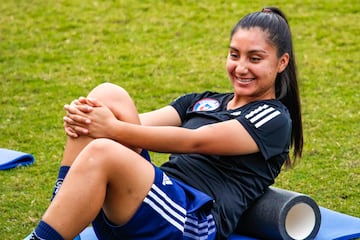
[235,187,321,240]
[0,148,35,170]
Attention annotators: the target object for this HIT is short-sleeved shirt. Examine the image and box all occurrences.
[160,91,291,239]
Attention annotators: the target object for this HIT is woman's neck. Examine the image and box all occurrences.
[227,94,275,110]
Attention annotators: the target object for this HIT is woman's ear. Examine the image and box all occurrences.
[278,53,290,73]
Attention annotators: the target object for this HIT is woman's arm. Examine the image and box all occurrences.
[65,98,258,156]
[64,98,181,137]
[107,119,258,156]
[139,106,182,127]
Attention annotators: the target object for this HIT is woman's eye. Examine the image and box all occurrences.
[229,52,238,58]
[250,56,261,62]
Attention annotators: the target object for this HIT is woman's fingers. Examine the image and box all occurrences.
[63,114,90,125]
[63,97,104,137]
[63,123,79,138]
[63,117,89,135]
[63,97,96,138]
[85,97,102,107]
[78,96,101,107]
[64,103,93,114]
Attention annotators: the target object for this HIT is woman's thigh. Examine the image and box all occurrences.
[76,138,155,225]
[92,166,217,240]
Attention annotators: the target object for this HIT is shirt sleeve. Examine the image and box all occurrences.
[236,102,292,160]
[169,93,198,122]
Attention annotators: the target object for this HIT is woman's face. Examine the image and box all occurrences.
[226,27,289,101]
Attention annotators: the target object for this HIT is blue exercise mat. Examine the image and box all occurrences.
[315,207,360,240]
[0,148,35,170]
[24,206,360,240]
[75,207,360,240]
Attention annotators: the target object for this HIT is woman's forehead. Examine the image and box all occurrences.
[230,27,273,50]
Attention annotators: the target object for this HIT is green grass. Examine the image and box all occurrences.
[1,0,359,238]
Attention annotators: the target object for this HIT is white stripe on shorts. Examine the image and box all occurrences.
[144,183,216,239]
[184,214,216,239]
[144,184,186,232]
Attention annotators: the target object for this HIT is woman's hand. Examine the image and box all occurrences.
[63,97,89,138]
[63,97,116,139]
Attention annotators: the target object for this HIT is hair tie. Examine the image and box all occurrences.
[262,8,272,13]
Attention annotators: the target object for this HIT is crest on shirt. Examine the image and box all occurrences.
[193,98,220,112]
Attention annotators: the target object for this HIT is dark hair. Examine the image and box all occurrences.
[231,7,303,166]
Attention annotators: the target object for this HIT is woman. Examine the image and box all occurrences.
[29,6,303,240]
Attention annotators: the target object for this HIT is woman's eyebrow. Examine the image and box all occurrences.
[229,46,239,52]
[249,49,267,54]
[229,46,267,54]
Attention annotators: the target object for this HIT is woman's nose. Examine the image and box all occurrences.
[235,62,249,74]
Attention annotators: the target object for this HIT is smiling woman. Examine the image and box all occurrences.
[1,0,359,239]
[27,7,303,240]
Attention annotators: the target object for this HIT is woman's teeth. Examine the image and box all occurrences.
[237,77,254,82]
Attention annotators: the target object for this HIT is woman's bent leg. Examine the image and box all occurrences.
[61,82,141,167]
[42,138,154,239]
[52,83,141,200]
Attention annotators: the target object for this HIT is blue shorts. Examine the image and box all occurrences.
[92,151,217,240]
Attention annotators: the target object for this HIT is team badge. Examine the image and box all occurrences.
[193,98,220,112]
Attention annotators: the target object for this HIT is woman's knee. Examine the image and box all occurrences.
[85,138,122,158]
[79,139,148,174]
[87,83,140,123]
[73,139,119,168]
[88,83,131,105]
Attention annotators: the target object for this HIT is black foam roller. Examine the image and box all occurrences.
[235,187,321,240]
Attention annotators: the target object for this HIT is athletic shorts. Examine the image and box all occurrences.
[92,151,217,240]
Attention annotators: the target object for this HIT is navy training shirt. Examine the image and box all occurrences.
[160,91,291,239]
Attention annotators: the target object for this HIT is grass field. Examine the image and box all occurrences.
[1,0,359,239]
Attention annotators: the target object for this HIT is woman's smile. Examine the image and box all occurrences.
[235,77,256,83]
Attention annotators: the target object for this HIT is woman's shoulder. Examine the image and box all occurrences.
[237,99,291,128]
[242,99,289,114]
